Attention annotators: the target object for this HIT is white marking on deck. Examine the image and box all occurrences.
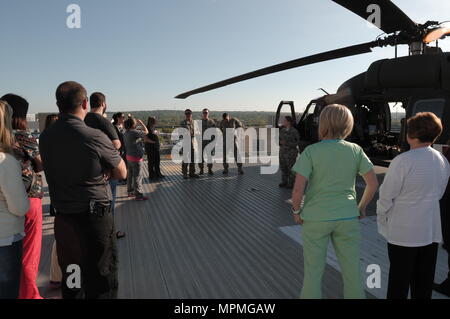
[280,216,449,299]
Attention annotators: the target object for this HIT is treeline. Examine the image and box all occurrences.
[110,110,295,128]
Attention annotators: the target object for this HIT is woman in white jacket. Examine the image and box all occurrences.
[377,112,450,299]
[0,100,30,299]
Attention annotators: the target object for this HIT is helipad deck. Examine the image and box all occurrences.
[37,161,449,299]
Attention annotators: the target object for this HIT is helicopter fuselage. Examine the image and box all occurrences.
[292,52,450,163]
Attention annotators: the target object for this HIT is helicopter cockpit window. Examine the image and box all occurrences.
[412,99,445,119]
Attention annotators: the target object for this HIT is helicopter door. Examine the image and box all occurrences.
[275,101,296,128]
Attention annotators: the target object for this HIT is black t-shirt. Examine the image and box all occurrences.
[84,112,119,142]
[145,128,160,153]
[40,114,122,214]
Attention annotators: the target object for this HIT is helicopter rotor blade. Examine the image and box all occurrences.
[331,0,417,34]
[175,42,373,99]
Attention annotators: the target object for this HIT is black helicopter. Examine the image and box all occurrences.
[175,0,450,164]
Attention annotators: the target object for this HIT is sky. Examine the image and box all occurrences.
[1,0,450,114]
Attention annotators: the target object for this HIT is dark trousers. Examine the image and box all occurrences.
[387,242,438,299]
[439,198,450,290]
[0,240,22,299]
[199,144,213,171]
[182,146,196,176]
[54,209,118,299]
[147,150,161,178]
[223,140,242,169]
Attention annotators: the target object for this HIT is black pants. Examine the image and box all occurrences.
[147,150,161,178]
[387,243,438,299]
[182,146,196,176]
[54,209,118,299]
[199,143,213,171]
[439,198,450,289]
[223,140,242,169]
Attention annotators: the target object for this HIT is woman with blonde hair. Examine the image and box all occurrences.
[291,104,379,299]
[0,100,30,299]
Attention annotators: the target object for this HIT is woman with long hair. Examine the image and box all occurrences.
[0,100,30,299]
[113,112,127,185]
[1,94,44,299]
[145,116,163,180]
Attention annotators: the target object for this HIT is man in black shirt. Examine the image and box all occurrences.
[40,81,127,299]
[85,92,125,239]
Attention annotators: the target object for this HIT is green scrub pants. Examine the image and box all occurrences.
[300,218,365,299]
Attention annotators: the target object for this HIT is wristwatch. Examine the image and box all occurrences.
[291,207,301,215]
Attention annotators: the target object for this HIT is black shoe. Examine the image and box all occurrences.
[208,169,214,175]
[238,168,244,175]
[199,169,204,175]
[157,174,165,179]
[189,174,200,178]
[433,281,450,297]
[183,174,188,179]
[223,169,228,175]
[279,183,287,188]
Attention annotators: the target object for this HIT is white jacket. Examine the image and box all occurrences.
[377,147,450,247]
[0,152,30,239]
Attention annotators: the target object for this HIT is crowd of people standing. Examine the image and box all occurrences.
[0,82,449,300]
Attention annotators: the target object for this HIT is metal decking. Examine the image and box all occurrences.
[37,161,449,299]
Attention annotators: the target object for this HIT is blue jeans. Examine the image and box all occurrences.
[0,240,23,299]
[109,179,118,217]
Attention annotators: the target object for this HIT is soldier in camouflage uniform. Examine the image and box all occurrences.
[279,116,300,188]
[199,108,216,175]
[180,109,199,179]
[220,113,244,175]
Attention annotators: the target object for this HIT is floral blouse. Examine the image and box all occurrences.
[13,130,43,199]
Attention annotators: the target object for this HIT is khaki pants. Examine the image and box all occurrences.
[300,218,365,299]
[50,240,62,283]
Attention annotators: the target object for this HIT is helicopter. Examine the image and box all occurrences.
[175,0,450,166]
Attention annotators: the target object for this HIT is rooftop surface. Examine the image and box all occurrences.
[37,161,449,299]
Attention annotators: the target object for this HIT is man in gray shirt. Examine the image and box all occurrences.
[40,81,127,299]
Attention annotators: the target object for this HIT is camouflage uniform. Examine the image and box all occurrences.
[199,118,216,174]
[279,127,300,187]
[220,118,244,173]
[180,119,198,177]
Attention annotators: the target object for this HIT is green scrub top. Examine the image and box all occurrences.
[292,139,373,222]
